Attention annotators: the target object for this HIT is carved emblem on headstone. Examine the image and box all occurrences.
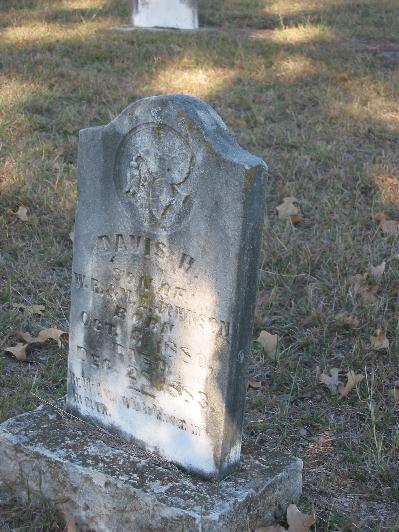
[115,124,194,231]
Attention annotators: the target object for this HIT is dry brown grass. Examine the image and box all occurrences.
[1,0,399,529]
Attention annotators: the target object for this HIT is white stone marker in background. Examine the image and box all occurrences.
[132,0,199,30]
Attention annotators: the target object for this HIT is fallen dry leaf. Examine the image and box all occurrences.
[276,197,300,220]
[374,212,399,236]
[374,212,386,222]
[4,343,29,361]
[370,329,389,351]
[12,303,45,316]
[66,521,78,532]
[286,503,315,532]
[333,312,359,329]
[320,368,341,394]
[6,205,29,223]
[19,328,67,345]
[256,504,315,532]
[15,205,29,222]
[349,273,378,303]
[369,261,386,282]
[338,370,364,398]
[36,327,68,346]
[248,379,266,391]
[256,330,279,359]
[337,72,349,82]
[62,512,78,532]
[289,213,304,224]
[4,327,68,362]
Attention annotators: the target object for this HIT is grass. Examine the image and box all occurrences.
[0,491,66,532]
[1,0,399,529]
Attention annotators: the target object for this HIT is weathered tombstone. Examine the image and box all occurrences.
[66,94,265,479]
[132,0,199,30]
[0,95,302,530]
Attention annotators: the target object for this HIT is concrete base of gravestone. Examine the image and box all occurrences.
[0,403,302,531]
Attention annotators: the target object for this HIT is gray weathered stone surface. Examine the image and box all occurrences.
[0,403,303,532]
[132,0,199,30]
[66,94,267,479]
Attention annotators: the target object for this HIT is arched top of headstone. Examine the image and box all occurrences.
[82,95,266,235]
[107,94,265,166]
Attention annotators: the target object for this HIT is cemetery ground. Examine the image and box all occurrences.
[0,0,398,529]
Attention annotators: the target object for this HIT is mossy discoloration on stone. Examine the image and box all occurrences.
[244,167,258,192]
[186,118,194,132]
[206,141,214,153]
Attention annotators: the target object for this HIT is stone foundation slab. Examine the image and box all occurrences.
[0,403,302,531]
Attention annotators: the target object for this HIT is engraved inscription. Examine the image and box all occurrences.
[94,233,195,272]
[75,302,230,341]
[70,235,229,436]
[68,372,202,436]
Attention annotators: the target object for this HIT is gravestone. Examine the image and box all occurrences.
[0,95,303,530]
[132,0,199,30]
[66,94,266,479]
